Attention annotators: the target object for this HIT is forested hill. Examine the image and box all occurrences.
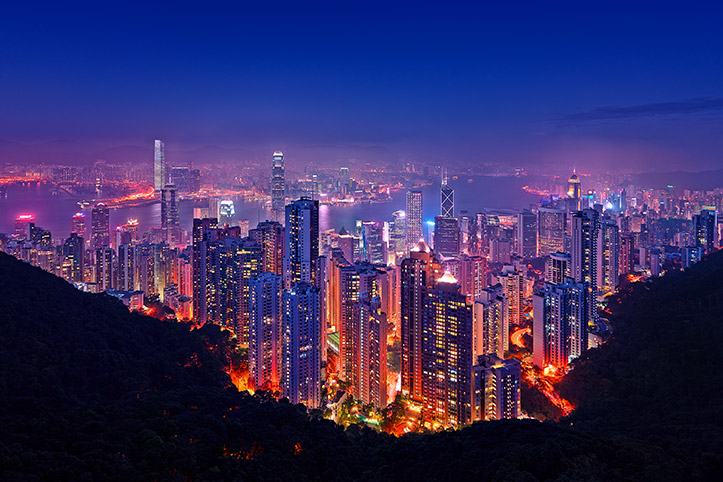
[0,251,718,481]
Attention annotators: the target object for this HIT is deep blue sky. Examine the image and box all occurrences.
[1,1,722,171]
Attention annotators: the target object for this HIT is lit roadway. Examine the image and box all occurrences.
[511,327,531,349]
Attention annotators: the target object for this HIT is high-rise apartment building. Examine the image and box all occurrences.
[693,207,718,254]
[351,293,388,408]
[545,252,571,285]
[161,184,179,245]
[61,233,84,283]
[498,265,525,326]
[538,206,566,256]
[619,233,635,274]
[533,279,588,369]
[95,247,114,291]
[422,273,474,426]
[405,190,423,249]
[517,210,537,258]
[271,151,285,217]
[249,220,284,275]
[445,254,487,300]
[401,240,443,402]
[572,208,600,325]
[473,286,508,359]
[597,217,620,293]
[249,272,283,391]
[281,282,323,407]
[284,198,319,288]
[472,354,521,421]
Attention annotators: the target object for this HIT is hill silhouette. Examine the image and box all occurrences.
[0,251,719,481]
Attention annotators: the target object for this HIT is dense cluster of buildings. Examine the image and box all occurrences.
[2,145,721,429]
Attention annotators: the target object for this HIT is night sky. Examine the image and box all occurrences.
[1,1,722,171]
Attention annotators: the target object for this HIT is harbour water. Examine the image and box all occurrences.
[0,175,545,240]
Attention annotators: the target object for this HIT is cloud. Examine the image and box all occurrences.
[555,97,723,124]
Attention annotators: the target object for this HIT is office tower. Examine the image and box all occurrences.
[61,233,84,283]
[362,221,386,265]
[91,203,110,249]
[153,139,167,191]
[440,169,454,217]
[489,239,511,264]
[516,210,537,258]
[351,293,388,408]
[498,265,524,326]
[401,240,443,402]
[189,168,201,193]
[445,254,487,300]
[458,211,471,248]
[619,233,635,275]
[170,166,190,193]
[567,170,581,212]
[405,190,423,249]
[14,214,33,239]
[337,229,355,263]
[597,217,620,293]
[249,220,284,275]
[249,272,283,391]
[271,151,285,217]
[682,246,704,269]
[284,198,320,288]
[571,208,599,324]
[422,273,474,426]
[472,354,521,421]
[117,244,136,291]
[95,247,114,291]
[693,207,718,254]
[161,184,179,245]
[433,216,460,258]
[281,282,322,407]
[71,212,86,238]
[473,287,508,359]
[390,210,407,254]
[339,166,351,193]
[545,252,571,285]
[533,279,588,369]
[538,206,566,256]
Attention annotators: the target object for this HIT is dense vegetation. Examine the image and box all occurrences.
[0,251,720,480]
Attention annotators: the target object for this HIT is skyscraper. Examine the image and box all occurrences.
[117,243,136,291]
[91,203,110,249]
[619,233,635,274]
[153,139,167,191]
[538,206,566,256]
[271,151,285,217]
[571,208,600,324]
[95,247,114,291]
[422,272,474,426]
[472,354,521,421]
[390,210,407,254]
[440,169,454,217]
[249,272,283,391]
[693,207,718,254]
[362,221,386,265]
[352,293,388,408]
[498,265,525,326]
[545,252,571,285]
[405,190,423,249]
[281,282,322,407]
[249,220,284,275]
[516,210,537,258]
[473,287,508,359]
[433,216,461,258]
[597,217,620,293]
[401,240,443,402]
[71,212,86,238]
[567,170,581,212]
[161,184,179,245]
[61,233,84,283]
[445,254,487,300]
[533,279,588,369]
[284,198,319,288]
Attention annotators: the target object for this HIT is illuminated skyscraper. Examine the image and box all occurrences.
[271,151,285,217]
[422,272,474,426]
[572,208,599,324]
[433,216,460,258]
[284,198,319,288]
[533,279,588,369]
[91,204,110,249]
[498,265,524,326]
[61,233,84,283]
[249,220,284,275]
[405,190,423,249]
[537,206,566,256]
[117,244,136,291]
[14,214,34,239]
[362,221,386,265]
[161,184,179,245]
[516,210,537,258]
[473,287,508,359]
[401,240,443,402]
[472,354,521,421]
[390,210,406,254]
[597,217,620,293]
[218,199,235,226]
[693,207,718,254]
[445,254,487,300]
[281,282,322,407]
[440,169,454,217]
[567,170,581,212]
[352,293,388,408]
[71,212,86,238]
[249,272,283,391]
[95,247,114,291]
[153,139,167,191]
[545,252,571,285]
